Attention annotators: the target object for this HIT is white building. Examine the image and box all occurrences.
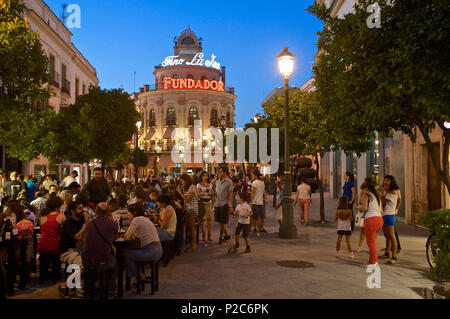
[20,0,98,185]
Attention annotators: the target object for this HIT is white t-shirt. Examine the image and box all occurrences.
[251,179,265,205]
[365,193,382,219]
[235,202,252,224]
[296,183,311,200]
[60,175,75,189]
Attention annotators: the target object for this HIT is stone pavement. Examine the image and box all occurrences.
[10,193,439,299]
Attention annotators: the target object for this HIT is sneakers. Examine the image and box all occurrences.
[245,246,251,253]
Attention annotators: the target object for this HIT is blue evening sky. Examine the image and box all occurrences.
[43,0,322,127]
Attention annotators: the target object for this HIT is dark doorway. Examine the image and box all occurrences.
[427,143,442,211]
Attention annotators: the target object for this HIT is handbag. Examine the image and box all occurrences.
[355,211,365,228]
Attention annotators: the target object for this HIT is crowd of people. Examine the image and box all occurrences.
[0,165,404,298]
[0,166,272,298]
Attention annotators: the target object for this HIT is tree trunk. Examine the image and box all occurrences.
[315,154,325,223]
[416,123,450,194]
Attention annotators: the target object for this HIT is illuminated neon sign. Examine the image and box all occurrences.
[161,53,221,70]
[162,77,225,92]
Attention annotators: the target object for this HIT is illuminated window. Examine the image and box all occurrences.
[167,107,176,125]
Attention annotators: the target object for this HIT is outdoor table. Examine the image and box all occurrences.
[113,238,129,298]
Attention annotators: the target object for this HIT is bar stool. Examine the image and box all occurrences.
[136,260,159,295]
[84,268,108,299]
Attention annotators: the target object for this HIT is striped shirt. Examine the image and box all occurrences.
[184,184,199,214]
[131,216,160,247]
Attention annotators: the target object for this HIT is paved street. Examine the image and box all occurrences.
[11,192,438,299]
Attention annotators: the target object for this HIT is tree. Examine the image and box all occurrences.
[308,0,450,192]
[48,87,141,172]
[263,89,371,222]
[0,0,53,159]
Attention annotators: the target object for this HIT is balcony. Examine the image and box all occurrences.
[61,79,71,96]
[165,118,176,126]
[49,69,60,88]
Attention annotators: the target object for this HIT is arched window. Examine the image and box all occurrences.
[188,107,198,125]
[210,109,218,126]
[167,107,176,125]
[149,109,156,126]
[181,37,195,45]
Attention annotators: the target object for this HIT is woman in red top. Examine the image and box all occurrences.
[37,195,66,284]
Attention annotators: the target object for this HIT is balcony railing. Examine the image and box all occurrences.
[61,79,71,96]
[49,69,60,88]
[165,118,176,126]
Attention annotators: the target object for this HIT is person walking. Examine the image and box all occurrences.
[343,172,356,230]
[334,197,354,259]
[294,176,312,225]
[354,181,384,267]
[197,171,213,242]
[214,167,233,244]
[380,175,402,264]
[230,192,253,253]
[250,170,266,236]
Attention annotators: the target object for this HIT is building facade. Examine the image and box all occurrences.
[133,26,237,176]
[313,0,449,224]
[0,0,99,185]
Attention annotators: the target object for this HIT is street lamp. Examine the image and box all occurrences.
[134,120,142,184]
[217,115,228,165]
[277,47,297,239]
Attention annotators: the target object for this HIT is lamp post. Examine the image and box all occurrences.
[277,47,297,239]
[217,115,227,166]
[134,121,142,185]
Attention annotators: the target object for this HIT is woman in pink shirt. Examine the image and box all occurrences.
[294,177,312,225]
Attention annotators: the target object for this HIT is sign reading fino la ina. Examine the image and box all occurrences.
[161,53,221,70]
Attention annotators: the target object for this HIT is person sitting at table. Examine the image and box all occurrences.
[112,194,130,228]
[82,202,118,298]
[123,202,162,288]
[155,194,177,241]
[37,195,66,284]
[146,191,158,214]
[58,200,88,298]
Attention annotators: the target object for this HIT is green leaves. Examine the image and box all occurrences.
[47,87,141,166]
[308,0,450,191]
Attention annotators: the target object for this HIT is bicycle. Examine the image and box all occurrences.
[426,231,440,268]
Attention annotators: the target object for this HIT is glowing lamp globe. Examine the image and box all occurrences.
[277,47,295,78]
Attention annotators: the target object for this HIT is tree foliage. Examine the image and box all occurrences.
[48,87,141,167]
[308,0,450,191]
[0,0,53,159]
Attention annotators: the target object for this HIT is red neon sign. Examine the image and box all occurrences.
[162,77,225,92]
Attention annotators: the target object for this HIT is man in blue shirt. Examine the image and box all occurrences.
[24,175,37,202]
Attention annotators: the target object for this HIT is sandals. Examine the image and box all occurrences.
[387,257,397,264]
[379,253,390,259]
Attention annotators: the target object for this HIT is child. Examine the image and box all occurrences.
[334,197,354,259]
[231,192,253,253]
[146,191,158,214]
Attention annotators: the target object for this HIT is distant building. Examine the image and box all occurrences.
[132,26,237,176]
[0,0,99,185]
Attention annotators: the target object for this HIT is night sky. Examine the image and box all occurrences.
[43,0,323,127]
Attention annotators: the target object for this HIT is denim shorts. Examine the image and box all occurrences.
[382,214,396,226]
[185,208,198,217]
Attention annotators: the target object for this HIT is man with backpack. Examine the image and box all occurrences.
[2,171,24,199]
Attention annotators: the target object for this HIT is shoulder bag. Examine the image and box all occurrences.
[92,219,116,255]
[354,211,365,228]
